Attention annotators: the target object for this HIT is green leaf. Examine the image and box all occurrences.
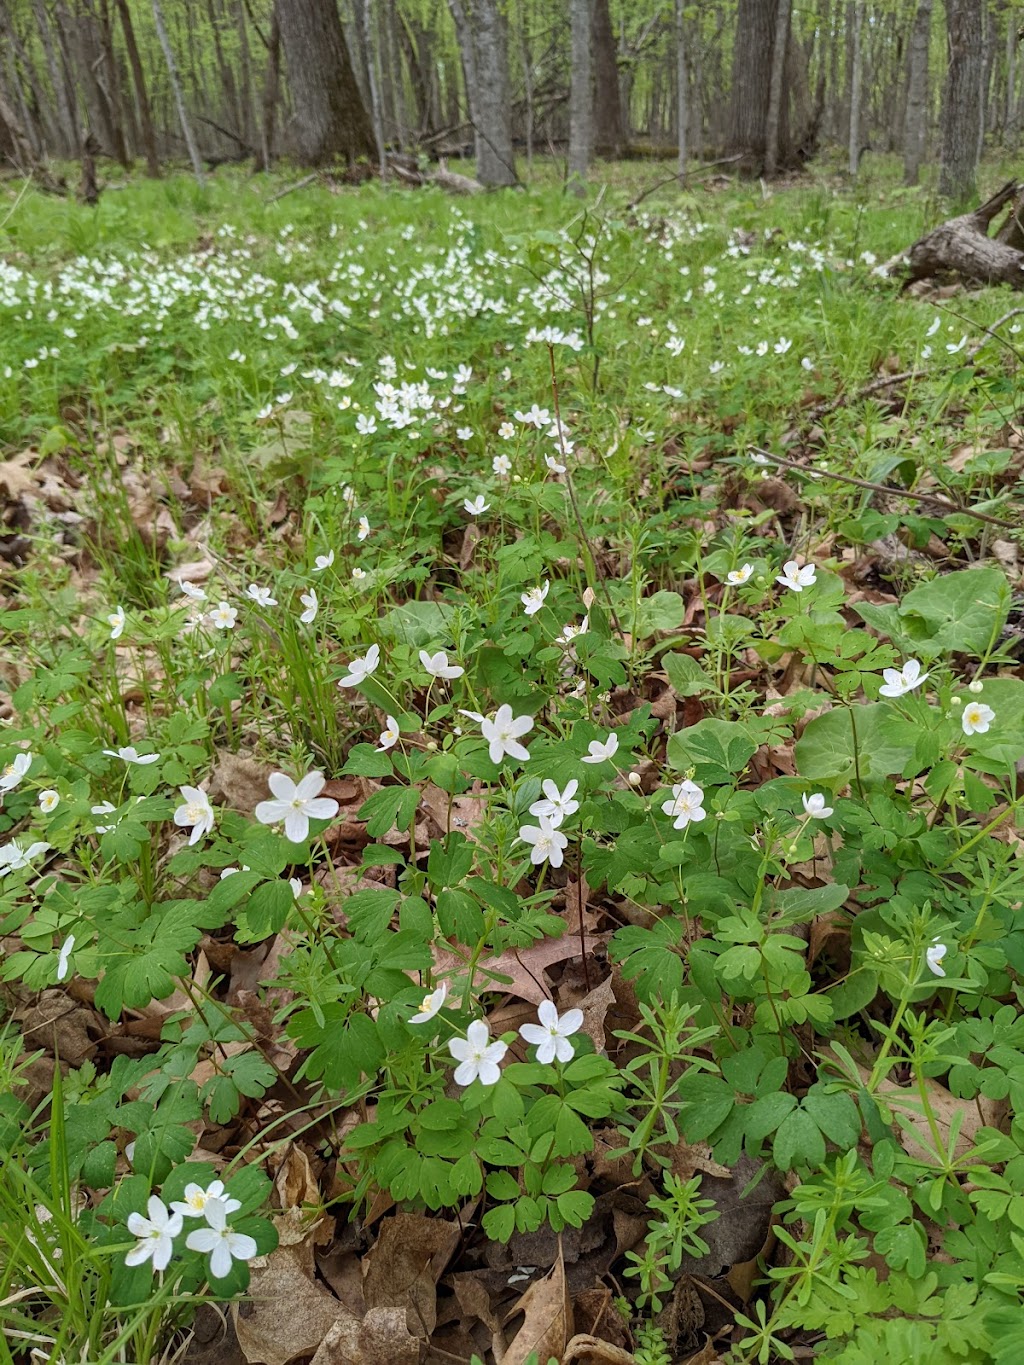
[856,566,1010,658]
[634,590,684,637]
[235,880,296,943]
[358,786,420,838]
[773,1107,826,1170]
[667,717,756,782]
[795,703,914,784]
[378,599,455,646]
[482,1203,515,1242]
[345,888,401,943]
[662,652,707,696]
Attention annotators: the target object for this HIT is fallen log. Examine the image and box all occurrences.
[898,179,1024,289]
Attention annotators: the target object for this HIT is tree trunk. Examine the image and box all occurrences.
[518,0,534,169]
[472,0,516,186]
[902,0,933,185]
[255,4,281,171]
[939,0,984,201]
[568,0,592,193]
[447,0,479,151]
[764,0,791,175]
[152,0,205,184]
[847,2,864,175]
[675,0,687,178]
[31,0,77,155]
[727,0,803,173]
[902,179,1024,287]
[359,0,386,174]
[276,0,375,166]
[591,0,624,156]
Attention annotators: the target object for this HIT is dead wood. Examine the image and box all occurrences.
[900,179,1024,289]
[387,153,483,194]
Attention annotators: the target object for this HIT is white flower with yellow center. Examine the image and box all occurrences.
[727,564,754,586]
[0,752,32,794]
[171,1180,240,1220]
[107,605,126,640]
[521,581,549,617]
[173,786,215,845]
[962,702,995,736]
[409,981,448,1024]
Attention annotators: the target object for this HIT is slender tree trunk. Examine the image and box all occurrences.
[1006,9,1017,139]
[518,0,534,170]
[447,0,479,154]
[847,1,864,175]
[472,0,516,186]
[359,0,386,174]
[568,0,592,193]
[764,0,792,174]
[152,0,205,184]
[939,0,984,201]
[675,0,687,178]
[256,4,280,171]
[591,0,624,156]
[690,10,704,158]
[276,0,375,165]
[31,0,77,155]
[903,0,933,184]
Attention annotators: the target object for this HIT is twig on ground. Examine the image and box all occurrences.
[747,445,1017,530]
[266,173,318,203]
[806,369,923,421]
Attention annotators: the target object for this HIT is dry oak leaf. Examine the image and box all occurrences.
[362,1212,461,1337]
[233,1242,350,1365]
[210,749,276,815]
[309,1307,420,1365]
[433,925,606,1007]
[503,1245,573,1365]
[562,1336,639,1364]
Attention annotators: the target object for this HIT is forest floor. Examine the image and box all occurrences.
[2,156,1024,1365]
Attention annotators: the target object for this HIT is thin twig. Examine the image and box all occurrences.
[747,446,1017,530]
[266,172,318,203]
[806,369,923,420]
[625,154,745,211]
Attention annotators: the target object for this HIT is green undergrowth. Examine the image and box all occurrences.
[1,158,1024,1363]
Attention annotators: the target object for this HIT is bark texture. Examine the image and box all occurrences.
[276,0,375,166]
[764,0,792,175]
[902,0,933,185]
[904,180,1024,288]
[727,0,806,172]
[939,0,984,202]
[568,0,593,193]
[591,0,624,157]
[471,0,516,186]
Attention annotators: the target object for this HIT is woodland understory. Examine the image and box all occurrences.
[1,148,1024,1365]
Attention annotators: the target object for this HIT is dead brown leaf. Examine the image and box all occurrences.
[433,925,607,1006]
[362,1212,461,1337]
[210,749,275,814]
[562,1335,638,1363]
[503,1245,573,1365]
[234,1242,349,1365]
[309,1308,420,1365]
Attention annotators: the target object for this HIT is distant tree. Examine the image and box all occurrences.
[591,0,624,157]
[450,0,516,186]
[764,0,792,175]
[151,0,205,185]
[276,0,375,166]
[727,0,806,173]
[903,0,933,185]
[847,1,864,177]
[939,0,984,201]
[568,0,593,193]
